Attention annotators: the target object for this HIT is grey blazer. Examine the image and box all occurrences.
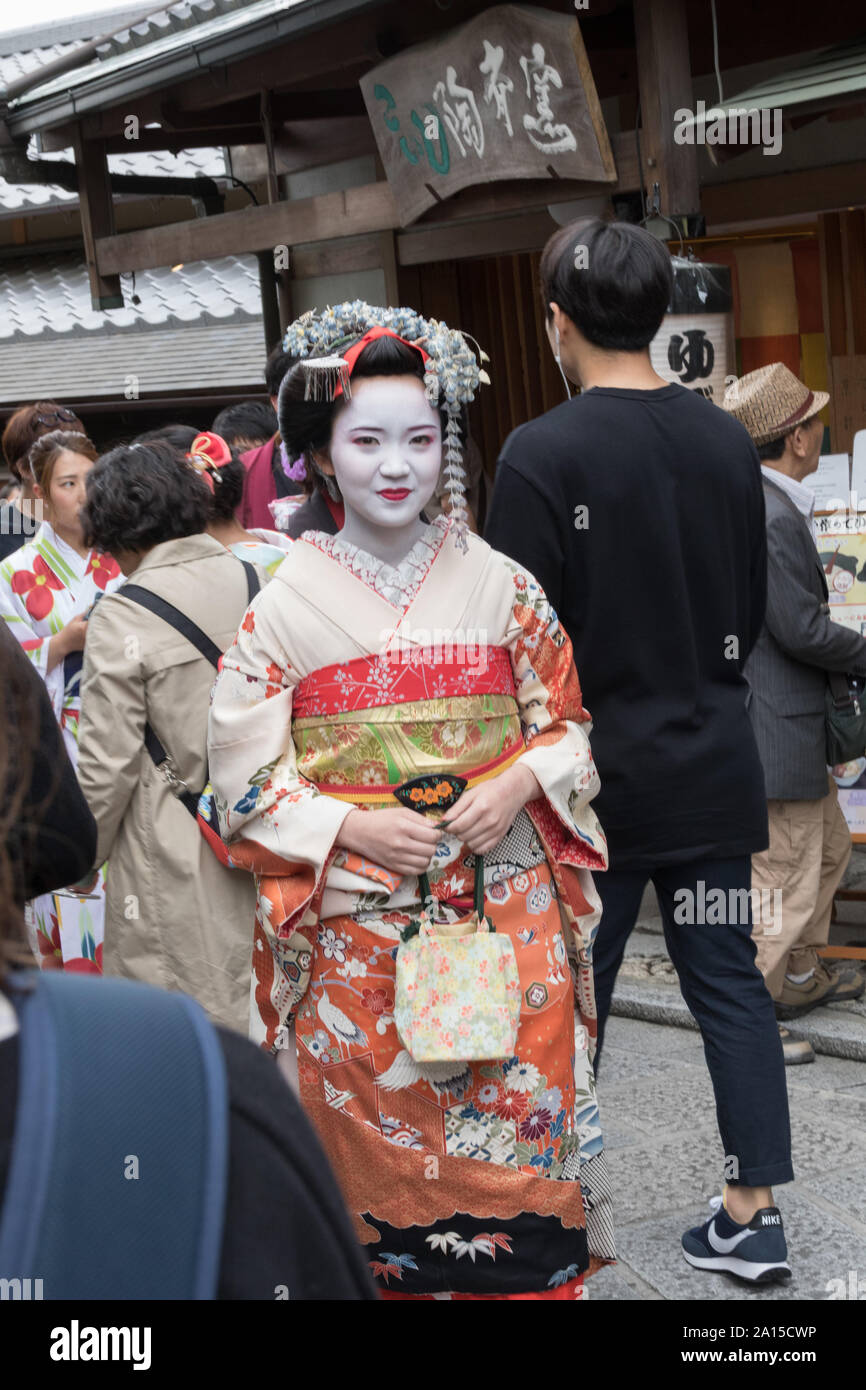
[744,474,866,800]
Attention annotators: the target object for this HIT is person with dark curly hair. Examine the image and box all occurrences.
[75,442,265,1032]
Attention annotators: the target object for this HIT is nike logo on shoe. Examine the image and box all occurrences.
[707,1218,755,1254]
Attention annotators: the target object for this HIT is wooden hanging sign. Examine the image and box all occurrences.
[360,3,616,226]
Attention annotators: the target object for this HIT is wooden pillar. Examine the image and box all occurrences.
[256,250,283,352]
[73,125,123,309]
[633,0,700,220]
[261,89,293,333]
[379,231,399,307]
[819,210,866,453]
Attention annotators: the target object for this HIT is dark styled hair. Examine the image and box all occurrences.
[27,430,97,494]
[82,441,210,554]
[3,401,85,480]
[277,333,443,503]
[203,453,246,522]
[539,217,673,352]
[265,345,299,400]
[212,400,277,451]
[134,423,198,453]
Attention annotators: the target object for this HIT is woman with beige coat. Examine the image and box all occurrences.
[76,441,264,1033]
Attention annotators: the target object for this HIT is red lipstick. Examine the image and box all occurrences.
[379,488,411,500]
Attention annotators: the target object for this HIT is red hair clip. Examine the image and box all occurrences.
[187,431,233,491]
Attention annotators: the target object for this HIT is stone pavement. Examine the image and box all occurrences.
[588,868,866,1301]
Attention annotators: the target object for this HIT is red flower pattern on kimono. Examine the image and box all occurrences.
[37,911,64,969]
[85,552,120,590]
[10,555,64,621]
[65,942,104,975]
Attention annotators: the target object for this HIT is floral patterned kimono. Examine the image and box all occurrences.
[208,514,614,1298]
[229,527,293,579]
[0,521,122,969]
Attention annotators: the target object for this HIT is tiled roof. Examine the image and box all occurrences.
[0,141,228,214]
[0,10,230,213]
[0,321,266,403]
[0,2,248,74]
[0,250,266,403]
[0,250,262,338]
[6,0,288,111]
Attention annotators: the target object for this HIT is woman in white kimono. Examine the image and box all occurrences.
[208,302,614,1299]
[0,430,122,969]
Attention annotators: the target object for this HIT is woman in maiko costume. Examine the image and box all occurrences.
[208,301,614,1299]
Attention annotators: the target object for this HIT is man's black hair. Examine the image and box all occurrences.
[212,400,277,449]
[265,345,299,400]
[539,217,673,352]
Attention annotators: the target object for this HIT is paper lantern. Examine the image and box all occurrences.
[649,259,735,404]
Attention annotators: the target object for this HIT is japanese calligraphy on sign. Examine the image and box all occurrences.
[359,4,615,225]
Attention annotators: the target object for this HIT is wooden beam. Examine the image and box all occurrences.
[633,0,699,217]
[96,181,400,275]
[166,18,382,115]
[94,122,640,279]
[291,232,383,279]
[397,210,556,266]
[72,125,123,310]
[702,162,866,227]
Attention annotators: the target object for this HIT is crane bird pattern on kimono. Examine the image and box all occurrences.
[315,987,369,1058]
[375,1049,473,1098]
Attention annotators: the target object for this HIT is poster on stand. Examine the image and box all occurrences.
[821,517,866,839]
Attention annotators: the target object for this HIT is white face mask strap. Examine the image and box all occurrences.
[553,322,572,400]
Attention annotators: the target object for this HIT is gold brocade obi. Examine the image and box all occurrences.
[292,647,524,805]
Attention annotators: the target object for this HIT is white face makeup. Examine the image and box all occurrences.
[324,375,443,550]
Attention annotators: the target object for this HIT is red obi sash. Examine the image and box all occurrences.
[293,645,516,719]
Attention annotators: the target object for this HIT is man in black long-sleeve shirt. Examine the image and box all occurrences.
[486,218,793,1286]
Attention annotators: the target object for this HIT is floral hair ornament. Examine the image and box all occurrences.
[278,441,307,482]
[282,301,490,551]
[187,431,233,493]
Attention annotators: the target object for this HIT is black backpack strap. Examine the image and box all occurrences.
[242,559,261,604]
[121,581,225,817]
[121,583,222,668]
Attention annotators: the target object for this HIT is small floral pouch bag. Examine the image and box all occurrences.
[392,775,521,1064]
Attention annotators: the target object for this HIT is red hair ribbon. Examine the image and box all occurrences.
[334,326,430,398]
[187,431,233,492]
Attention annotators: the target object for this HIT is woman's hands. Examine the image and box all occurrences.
[334,762,541,873]
[336,806,442,876]
[441,761,540,854]
[46,615,88,672]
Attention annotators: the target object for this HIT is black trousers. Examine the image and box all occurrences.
[591,855,794,1189]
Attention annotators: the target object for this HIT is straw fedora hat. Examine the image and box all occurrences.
[722,362,829,446]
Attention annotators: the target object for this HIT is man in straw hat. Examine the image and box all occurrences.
[723,362,866,1064]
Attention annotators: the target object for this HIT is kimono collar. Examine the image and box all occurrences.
[32,521,92,586]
